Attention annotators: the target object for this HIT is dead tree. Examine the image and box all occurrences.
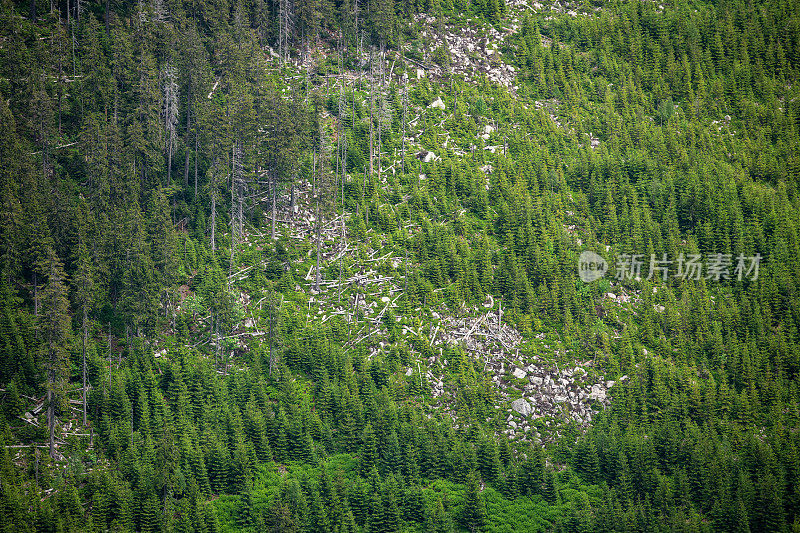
[81,306,88,425]
[402,71,408,175]
[162,62,179,185]
[369,48,375,183]
[230,141,245,264]
[183,82,193,187]
[267,292,281,375]
[377,46,383,181]
[207,157,227,252]
[278,0,293,64]
[314,122,335,292]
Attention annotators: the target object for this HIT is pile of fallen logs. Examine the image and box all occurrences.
[434,306,523,357]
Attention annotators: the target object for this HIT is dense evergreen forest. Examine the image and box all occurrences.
[1,0,800,530]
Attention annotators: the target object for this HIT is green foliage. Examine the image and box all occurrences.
[1,0,800,531]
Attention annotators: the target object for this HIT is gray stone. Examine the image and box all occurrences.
[511,398,533,416]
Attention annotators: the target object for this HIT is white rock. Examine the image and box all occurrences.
[511,398,533,416]
[381,296,390,303]
[484,125,495,135]
[531,376,543,386]
[509,420,517,429]
[590,388,606,401]
[513,368,527,380]
[405,368,414,376]
[428,97,446,110]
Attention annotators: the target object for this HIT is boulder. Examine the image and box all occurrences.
[513,368,527,380]
[511,398,533,416]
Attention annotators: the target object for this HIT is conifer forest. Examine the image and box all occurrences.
[1,0,800,530]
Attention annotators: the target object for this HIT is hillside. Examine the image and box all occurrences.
[1,0,800,531]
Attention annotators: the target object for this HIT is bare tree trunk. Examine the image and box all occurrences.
[194,129,199,200]
[231,141,244,260]
[82,307,88,426]
[404,248,408,296]
[33,273,38,316]
[210,193,217,251]
[107,323,112,386]
[268,293,277,375]
[167,146,173,185]
[402,68,408,175]
[314,197,321,292]
[369,49,374,183]
[57,42,62,135]
[214,314,220,370]
[338,256,343,304]
[47,356,55,458]
[183,83,192,187]
[271,171,277,240]
[377,46,383,180]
